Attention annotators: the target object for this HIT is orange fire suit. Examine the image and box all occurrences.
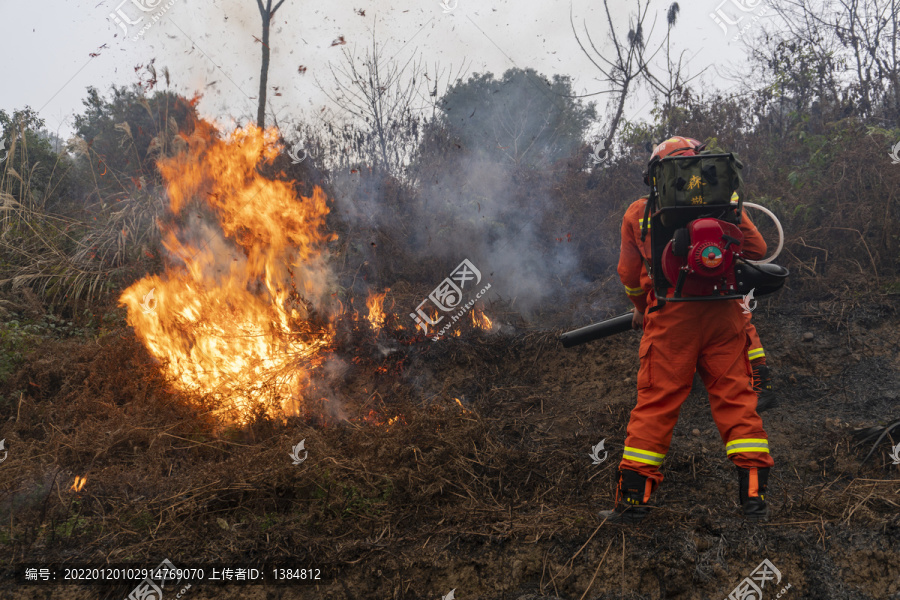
[623,199,767,364]
[617,198,774,492]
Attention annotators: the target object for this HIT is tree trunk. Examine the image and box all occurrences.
[257,9,271,129]
[606,76,632,149]
[256,0,286,130]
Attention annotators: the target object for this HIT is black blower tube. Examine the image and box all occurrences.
[560,312,635,348]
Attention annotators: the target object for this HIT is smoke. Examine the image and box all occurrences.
[328,73,590,320]
[413,148,585,316]
[308,356,350,422]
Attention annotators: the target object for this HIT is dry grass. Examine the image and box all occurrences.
[1,301,899,599]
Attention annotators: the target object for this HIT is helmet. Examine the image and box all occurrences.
[651,136,705,161]
[644,136,706,185]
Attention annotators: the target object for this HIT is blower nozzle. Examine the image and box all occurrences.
[560,312,635,348]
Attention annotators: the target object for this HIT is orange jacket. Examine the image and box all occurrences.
[618,198,766,312]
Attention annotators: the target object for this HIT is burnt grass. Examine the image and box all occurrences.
[1,293,899,600]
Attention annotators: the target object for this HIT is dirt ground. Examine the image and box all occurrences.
[1,293,899,600]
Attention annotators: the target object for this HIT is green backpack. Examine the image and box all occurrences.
[647,147,745,228]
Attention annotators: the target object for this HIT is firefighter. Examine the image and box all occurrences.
[600,136,774,524]
[633,197,775,410]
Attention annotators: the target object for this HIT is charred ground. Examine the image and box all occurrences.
[0,287,898,600]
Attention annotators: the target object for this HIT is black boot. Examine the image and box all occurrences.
[598,470,652,524]
[737,466,770,522]
[752,363,777,412]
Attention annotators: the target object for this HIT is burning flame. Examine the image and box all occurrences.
[360,409,405,428]
[472,308,493,330]
[453,397,471,414]
[119,123,337,423]
[366,290,388,331]
[71,476,87,492]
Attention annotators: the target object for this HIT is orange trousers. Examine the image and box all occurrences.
[619,299,774,495]
[745,313,765,364]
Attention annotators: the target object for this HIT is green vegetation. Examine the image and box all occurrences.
[0,6,897,314]
[312,469,394,521]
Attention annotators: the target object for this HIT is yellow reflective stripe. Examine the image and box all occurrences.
[727,445,770,455]
[623,446,665,465]
[624,285,645,297]
[726,438,769,447]
[726,438,770,455]
[624,446,665,458]
[730,191,739,204]
[638,218,652,229]
[747,348,765,360]
[622,454,663,466]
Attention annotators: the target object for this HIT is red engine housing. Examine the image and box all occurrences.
[661,218,743,296]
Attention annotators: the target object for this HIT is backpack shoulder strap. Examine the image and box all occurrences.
[640,195,653,242]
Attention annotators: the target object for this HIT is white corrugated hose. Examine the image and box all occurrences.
[743,202,784,264]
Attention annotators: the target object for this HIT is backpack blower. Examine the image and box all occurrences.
[561,138,789,347]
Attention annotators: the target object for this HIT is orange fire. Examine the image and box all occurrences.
[472,308,493,330]
[71,476,87,492]
[360,409,405,428]
[453,397,471,414]
[119,123,336,423]
[366,290,388,331]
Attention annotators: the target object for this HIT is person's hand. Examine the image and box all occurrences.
[632,307,644,330]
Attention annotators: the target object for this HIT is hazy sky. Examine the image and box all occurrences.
[0,0,780,140]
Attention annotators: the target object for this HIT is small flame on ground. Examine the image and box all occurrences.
[453,397,471,414]
[71,476,87,492]
[472,308,493,330]
[361,409,405,428]
[366,290,389,331]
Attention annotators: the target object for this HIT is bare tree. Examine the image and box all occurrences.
[318,35,428,177]
[637,3,706,128]
[763,0,900,125]
[570,1,688,155]
[420,60,470,120]
[255,0,288,129]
